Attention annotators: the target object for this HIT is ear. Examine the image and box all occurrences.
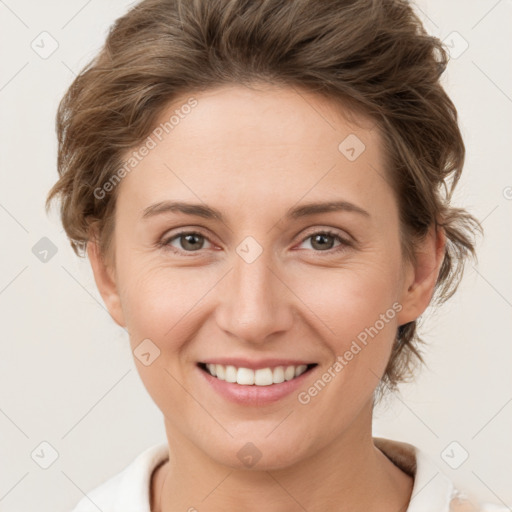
[87,238,126,328]
[396,224,446,326]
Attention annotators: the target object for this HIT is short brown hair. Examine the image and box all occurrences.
[46,0,482,400]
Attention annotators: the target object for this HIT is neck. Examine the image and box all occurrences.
[153,404,413,512]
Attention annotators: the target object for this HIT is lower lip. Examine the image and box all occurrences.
[198,365,317,405]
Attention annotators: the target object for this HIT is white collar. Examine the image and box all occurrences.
[374,437,455,511]
[72,438,496,511]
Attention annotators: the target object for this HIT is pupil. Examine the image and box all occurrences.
[183,234,201,250]
[314,234,333,250]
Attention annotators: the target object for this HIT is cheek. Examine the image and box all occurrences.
[292,271,401,431]
[291,262,401,392]
[120,248,402,350]
[118,264,208,414]
[119,262,219,355]
[293,262,401,339]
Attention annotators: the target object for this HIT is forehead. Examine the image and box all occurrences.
[151,83,378,159]
[116,83,393,220]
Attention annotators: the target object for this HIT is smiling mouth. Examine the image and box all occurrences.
[198,362,318,386]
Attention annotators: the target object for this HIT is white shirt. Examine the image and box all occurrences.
[70,437,506,512]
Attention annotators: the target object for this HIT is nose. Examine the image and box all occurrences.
[214,246,294,346]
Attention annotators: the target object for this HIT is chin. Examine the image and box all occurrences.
[208,435,309,472]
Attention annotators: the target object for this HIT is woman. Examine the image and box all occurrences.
[46,0,504,510]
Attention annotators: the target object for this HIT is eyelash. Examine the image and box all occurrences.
[157,229,352,257]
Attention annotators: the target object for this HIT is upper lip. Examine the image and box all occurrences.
[200,358,317,370]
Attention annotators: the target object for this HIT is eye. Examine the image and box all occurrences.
[158,228,351,256]
[296,230,351,254]
[161,231,213,254]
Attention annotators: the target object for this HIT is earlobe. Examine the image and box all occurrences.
[396,225,446,326]
[87,239,126,328]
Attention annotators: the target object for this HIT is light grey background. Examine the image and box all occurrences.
[0,1,511,511]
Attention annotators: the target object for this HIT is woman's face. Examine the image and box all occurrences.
[90,84,440,470]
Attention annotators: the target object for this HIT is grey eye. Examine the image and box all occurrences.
[299,232,343,251]
[167,232,211,252]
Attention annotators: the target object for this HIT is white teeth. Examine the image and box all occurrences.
[225,365,237,383]
[254,368,273,386]
[272,366,285,384]
[284,365,295,381]
[295,364,308,377]
[237,367,254,385]
[204,363,312,386]
[207,363,216,377]
[215,364,225,380]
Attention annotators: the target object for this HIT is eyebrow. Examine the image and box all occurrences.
[141,200,370,222]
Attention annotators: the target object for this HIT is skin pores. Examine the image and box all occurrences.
[88,83,444,510]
